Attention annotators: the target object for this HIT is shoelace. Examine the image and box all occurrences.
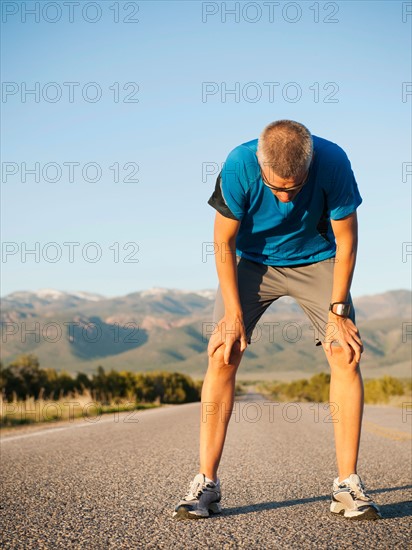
[339,479,371,502]
[184,479,204,500]
[185,478,215,500]
[354,480,372,501]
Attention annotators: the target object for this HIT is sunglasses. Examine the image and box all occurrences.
[260,167,309,194]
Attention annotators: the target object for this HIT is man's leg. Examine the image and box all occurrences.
[199,341,244,481]
[253,259,380,519]
[284,260,363,481]
[173,257,282,518]
[323,346,364,481]
[199,257,282,481]
[173,341,245,519]
[323,344,381,518]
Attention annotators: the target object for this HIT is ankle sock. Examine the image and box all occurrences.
[205,475,216,484]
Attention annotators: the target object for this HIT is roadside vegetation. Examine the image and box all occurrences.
[1,355,410,429]
[258,373,412,405]
[0,354,202,428]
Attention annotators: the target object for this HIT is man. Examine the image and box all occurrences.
[173,120,381,521]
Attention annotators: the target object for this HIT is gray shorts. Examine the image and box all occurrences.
[212,255,356,346]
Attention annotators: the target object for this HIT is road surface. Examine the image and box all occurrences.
[1,393,411,549]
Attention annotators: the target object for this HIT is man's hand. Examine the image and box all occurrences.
[324,312,364,364]
[207,314,248,364]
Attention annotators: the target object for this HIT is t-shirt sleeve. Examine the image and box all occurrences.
[207,147,250,220]
[325,146,363,220]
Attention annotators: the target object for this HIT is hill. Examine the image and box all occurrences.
[1,288,411,380]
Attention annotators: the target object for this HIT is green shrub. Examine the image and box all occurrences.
[267,374,408,404]
[364,376,405,404]
[1,355,201,404]
[268,373,331,402]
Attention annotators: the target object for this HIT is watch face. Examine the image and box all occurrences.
[335,303,350,316]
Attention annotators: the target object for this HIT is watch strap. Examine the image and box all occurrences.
[329,302,351,317]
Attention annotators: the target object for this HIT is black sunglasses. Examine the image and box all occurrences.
[260,167,309,193]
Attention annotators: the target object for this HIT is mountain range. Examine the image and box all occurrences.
[1,288,411,380]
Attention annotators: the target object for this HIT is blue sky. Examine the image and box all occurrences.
[1,0,411,298]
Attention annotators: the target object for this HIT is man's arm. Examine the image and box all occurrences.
[207,212,248,364]
[325,211,364,363]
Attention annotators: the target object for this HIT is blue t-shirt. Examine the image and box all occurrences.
[208,135,362,266]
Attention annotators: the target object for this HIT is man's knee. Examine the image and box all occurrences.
[209,340,244,369]
[323,345,361,373]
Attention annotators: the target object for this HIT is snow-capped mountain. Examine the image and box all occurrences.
[1,289,106,311]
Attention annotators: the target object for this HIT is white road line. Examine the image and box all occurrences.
[0,415,114,443]
[0,403,196,444]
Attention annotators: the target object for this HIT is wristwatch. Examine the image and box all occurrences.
[329,302,351,317]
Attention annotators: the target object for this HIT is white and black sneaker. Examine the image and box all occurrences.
[330,473,382,520]
[173,473,222,520]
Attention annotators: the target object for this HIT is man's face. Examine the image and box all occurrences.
[260,165,309,203]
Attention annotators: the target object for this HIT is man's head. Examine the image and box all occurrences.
[257,120,314,202]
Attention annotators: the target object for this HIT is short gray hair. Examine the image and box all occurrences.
[257,120,313,179]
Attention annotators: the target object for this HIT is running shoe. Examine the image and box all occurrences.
[173,473,222,520]
[330,473,382,520]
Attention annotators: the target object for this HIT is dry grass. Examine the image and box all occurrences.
[0,389,160,428]
[256,375,412,406]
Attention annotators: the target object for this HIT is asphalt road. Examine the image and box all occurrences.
[1,393,411,549]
